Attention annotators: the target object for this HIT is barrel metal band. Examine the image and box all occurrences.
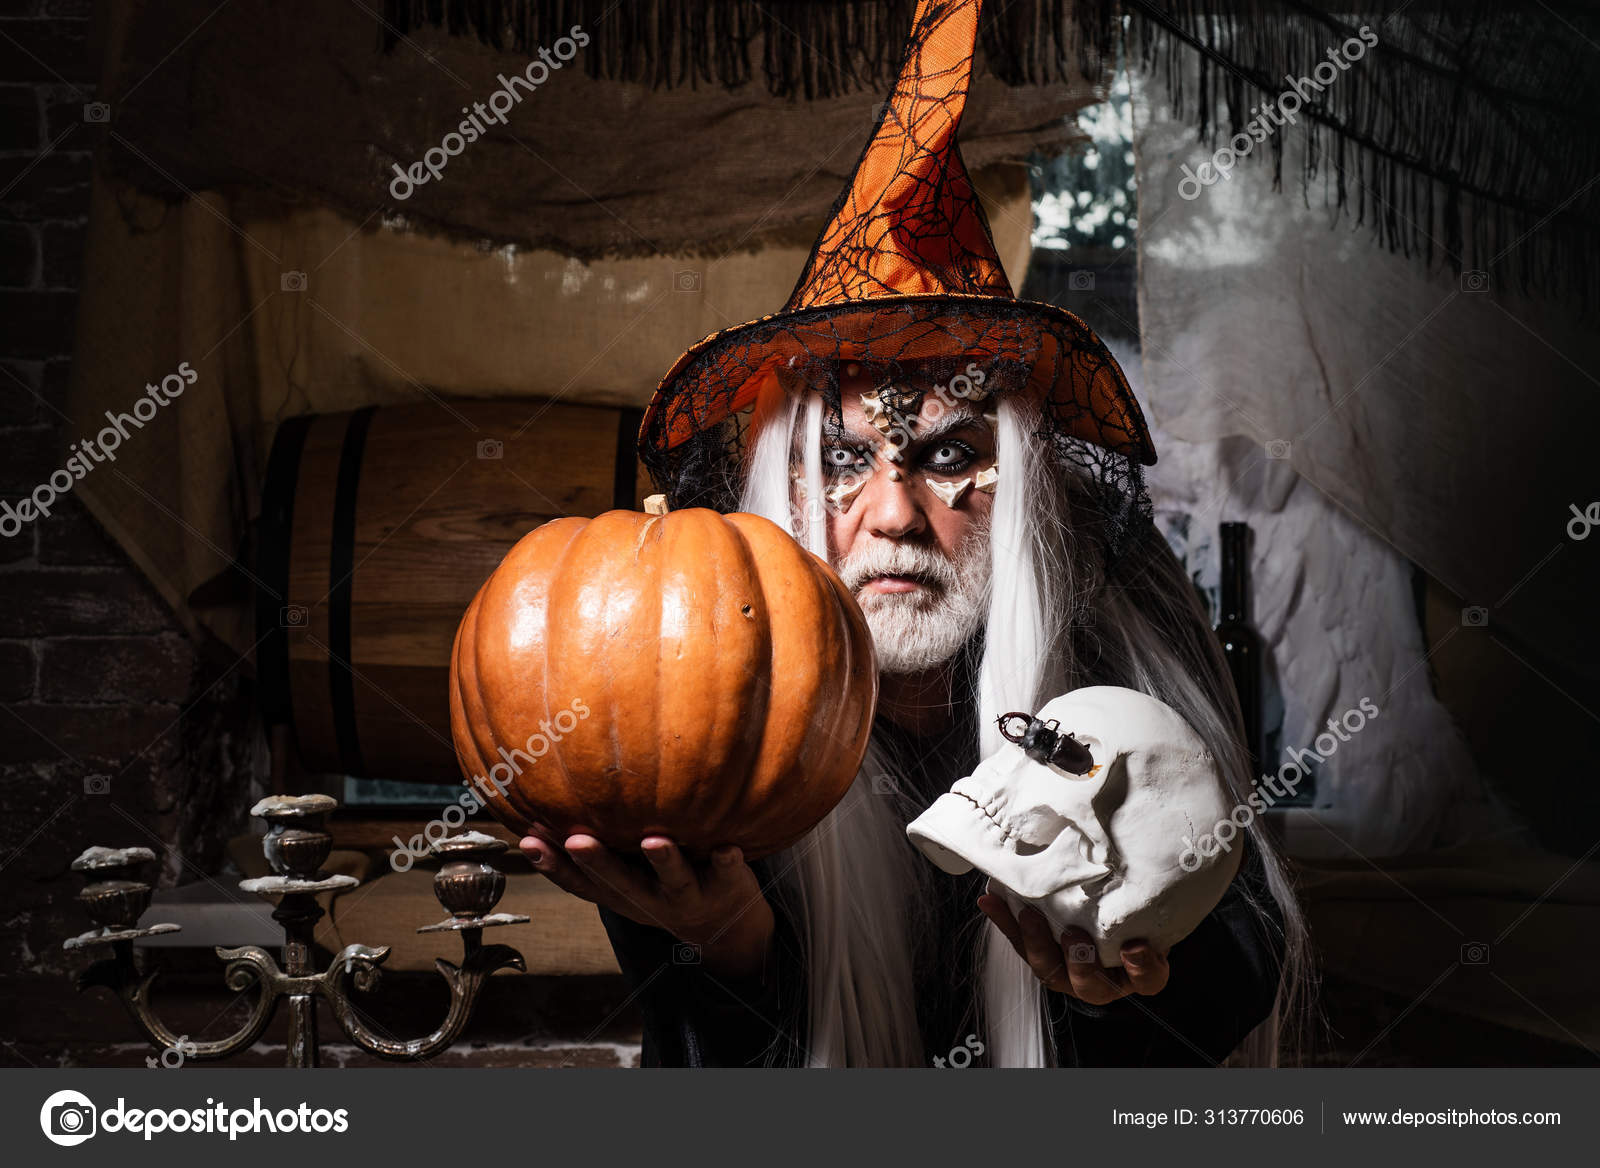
[255,414,313,727]
[329,406,376,777]
[614,407,643,510]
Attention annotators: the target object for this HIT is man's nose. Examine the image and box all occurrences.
[857,462,927,540]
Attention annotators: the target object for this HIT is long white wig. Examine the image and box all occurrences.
[736,382,1310,1067]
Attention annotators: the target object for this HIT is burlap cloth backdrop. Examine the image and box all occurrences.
[67,1,1073,658]
[95,0,1089,256]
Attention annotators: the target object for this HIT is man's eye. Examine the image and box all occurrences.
[923,441,976,471]
[822,445,869,472]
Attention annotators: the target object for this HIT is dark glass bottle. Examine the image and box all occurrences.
[1217,522,1263,777]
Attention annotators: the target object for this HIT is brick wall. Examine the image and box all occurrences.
[0,0,261,1014]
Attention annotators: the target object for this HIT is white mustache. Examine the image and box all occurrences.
[838,541,958,593]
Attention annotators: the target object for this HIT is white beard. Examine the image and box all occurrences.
[836,519,991,676]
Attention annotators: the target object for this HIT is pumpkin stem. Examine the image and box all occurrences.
[643,493,670,516]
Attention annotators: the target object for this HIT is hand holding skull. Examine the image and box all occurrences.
[909,686,1244,994]
[977,895,1171,1003]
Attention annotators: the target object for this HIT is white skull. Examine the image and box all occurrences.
[907,686,1242,967]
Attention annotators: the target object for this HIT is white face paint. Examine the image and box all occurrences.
[907,687,1243,966]
[825,476,868,509]
[925,476,973,508]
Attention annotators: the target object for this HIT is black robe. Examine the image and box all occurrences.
[598,691,1286,1067]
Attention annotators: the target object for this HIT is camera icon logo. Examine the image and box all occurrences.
[40,1089,97,1146]
[1265,438,1292,460]
[1068,941,1097,963]
[476,438,504,460]
[672,941,701,965]
[280,270,308,292]
[83,102,110,124]
[1461,606,1489,628]
[1459,270,1489,292]
[1460,941,1490,965]
[1067,270,1095,292]
[280,603,308,628]
[83,774,110,796]
[870,773,899,796]
[673,269,701,292]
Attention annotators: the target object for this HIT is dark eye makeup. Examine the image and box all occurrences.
[921,438,978,473]
[817,428,990,479]
[821,444,873,474]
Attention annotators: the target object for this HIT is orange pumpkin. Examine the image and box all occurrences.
[448,508,878,860]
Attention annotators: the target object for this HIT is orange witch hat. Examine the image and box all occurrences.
[638,0,1155,472]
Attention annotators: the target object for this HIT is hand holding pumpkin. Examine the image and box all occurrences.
[520,831,775,981]
[452,505,875,985]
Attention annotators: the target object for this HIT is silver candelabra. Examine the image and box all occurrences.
[64,794,529,1067]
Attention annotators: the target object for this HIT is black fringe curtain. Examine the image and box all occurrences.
[385,0,1600,311]
[380,0,1108,97]
[1107,0,1600,312]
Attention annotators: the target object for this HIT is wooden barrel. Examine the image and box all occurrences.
[256,399,649,781]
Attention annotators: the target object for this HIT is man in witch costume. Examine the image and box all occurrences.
[518,0,1304,1067]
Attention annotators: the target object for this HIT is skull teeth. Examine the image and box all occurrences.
[954,790,1025,848]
